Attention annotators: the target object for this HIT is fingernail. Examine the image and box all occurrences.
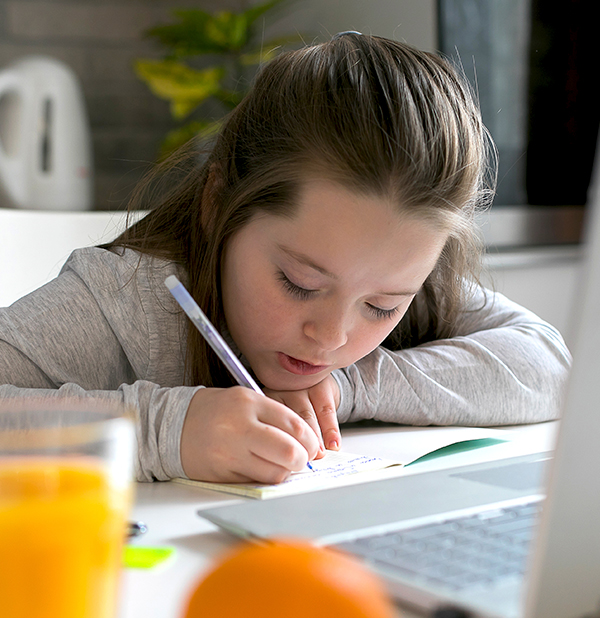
[328,439,339,450]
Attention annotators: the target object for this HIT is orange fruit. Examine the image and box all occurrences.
[183,538,397,618]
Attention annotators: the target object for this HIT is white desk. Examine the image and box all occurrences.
[119,421,558,618]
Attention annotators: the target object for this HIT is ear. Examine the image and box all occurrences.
[200,163,224,234]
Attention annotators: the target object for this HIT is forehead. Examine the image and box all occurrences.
[293,178,399,225]
[291,177,448,246]
[244,178,450,290]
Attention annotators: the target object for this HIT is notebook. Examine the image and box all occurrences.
[199,138,600,618]
[173,427,507,499]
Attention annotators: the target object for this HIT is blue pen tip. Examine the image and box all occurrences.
[307,461,314,471]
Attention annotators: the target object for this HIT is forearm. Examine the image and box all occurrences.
[0,304,192,483]
[0,248,198,482]
[334,328,569,426]
[333,290,572,426]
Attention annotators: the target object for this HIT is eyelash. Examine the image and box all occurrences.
[277,271,400,320]
[277,271,316,300]
[366,304,400,320]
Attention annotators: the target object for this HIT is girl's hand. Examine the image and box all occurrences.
[263,374,341,458]
[181,386,320,483]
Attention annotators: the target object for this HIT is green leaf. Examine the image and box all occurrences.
[205,11,249,50]
[134,0,303,162]
[145,10,221,56]
[144,1,289,57]
[146,8,249,56]
[170,99,201,119]
[134,60,225,119]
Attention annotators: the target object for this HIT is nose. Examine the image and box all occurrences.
[302,306,349,352]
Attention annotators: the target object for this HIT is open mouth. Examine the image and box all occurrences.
[277,353,329,376]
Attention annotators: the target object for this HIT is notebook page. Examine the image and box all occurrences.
[173,427,509,499]
[174,450,401,499]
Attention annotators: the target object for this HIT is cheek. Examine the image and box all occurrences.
[230,273,295,345]
[344,323,394,364]
[344,308,408,365]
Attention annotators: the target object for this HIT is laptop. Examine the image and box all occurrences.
[199,142,600,618]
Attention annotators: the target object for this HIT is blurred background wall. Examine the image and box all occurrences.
[0,0,435,211]
[0,0,231,211]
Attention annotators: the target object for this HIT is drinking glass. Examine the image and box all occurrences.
[0,399,135,618]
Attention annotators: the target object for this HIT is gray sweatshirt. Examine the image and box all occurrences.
[0,247,572,481]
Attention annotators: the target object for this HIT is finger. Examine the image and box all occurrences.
[309,390,342,451]
[280,393,325,451]
[257,402,320,461]
[250,421,313,472]
[231,451,294,485]
[315,404,341,451]
[264,389,325,458]
[289,406,326,460]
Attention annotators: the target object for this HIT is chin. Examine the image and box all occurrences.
[260,370,325,393]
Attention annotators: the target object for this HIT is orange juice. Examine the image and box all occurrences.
[0,459,130,618]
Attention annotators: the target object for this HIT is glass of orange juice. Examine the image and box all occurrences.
[0,399,135,618]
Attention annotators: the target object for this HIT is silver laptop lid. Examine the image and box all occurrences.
[524,142,600,618]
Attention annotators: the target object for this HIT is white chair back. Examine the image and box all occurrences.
[0,208,140,306]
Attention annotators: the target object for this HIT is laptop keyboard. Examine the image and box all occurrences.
[334,501,542,592]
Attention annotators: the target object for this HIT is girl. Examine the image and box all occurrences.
[0,33,571,484]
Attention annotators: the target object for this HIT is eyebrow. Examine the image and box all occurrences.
[278,245,339,279]
[277,245,420,297]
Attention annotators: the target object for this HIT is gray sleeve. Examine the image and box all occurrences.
[332,286,572,426]
[0,249,197,482]
[0,382,196,482]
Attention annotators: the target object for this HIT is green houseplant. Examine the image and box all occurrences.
[135,0,302,158]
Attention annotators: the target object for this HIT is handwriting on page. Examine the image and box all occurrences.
[278,453,396,487]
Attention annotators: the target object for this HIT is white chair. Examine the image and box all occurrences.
[0,208,141,306]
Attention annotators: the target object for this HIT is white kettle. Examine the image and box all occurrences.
[0,56,93,210]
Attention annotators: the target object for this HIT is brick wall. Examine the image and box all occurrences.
[0,0,244,210]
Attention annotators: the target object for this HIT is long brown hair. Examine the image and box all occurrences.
[108,33,496,387]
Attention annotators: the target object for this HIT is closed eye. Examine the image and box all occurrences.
[278,269,403,320]
[366,304,400,320]
[277,271,317,300]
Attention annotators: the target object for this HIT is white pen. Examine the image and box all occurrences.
[164,275,314,471]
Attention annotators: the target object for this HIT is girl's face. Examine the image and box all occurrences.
[221,178,450,392]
